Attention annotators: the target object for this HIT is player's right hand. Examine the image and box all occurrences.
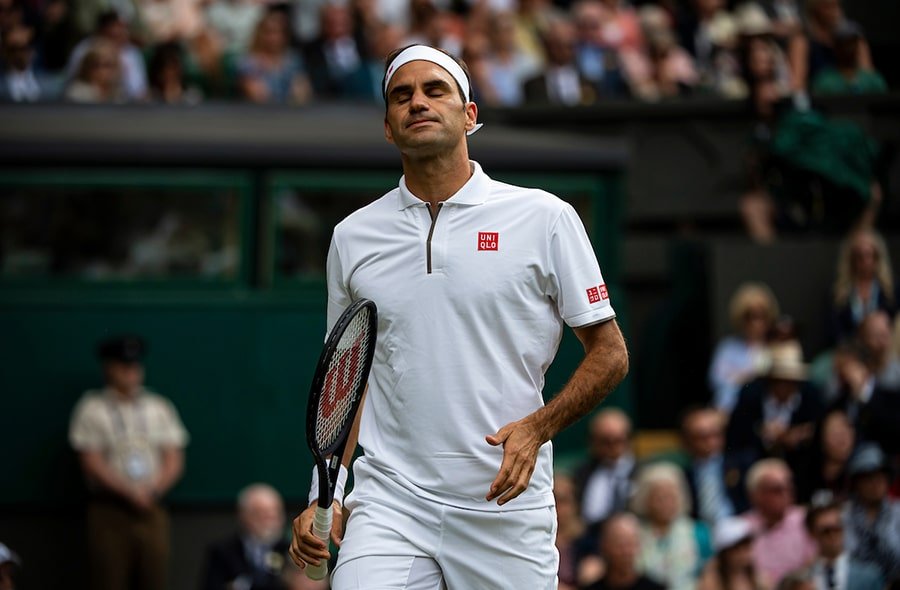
[289,500,343,570]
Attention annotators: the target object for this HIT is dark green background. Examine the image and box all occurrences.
[0,169,628,505]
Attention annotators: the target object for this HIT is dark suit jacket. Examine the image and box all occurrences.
[725,378,824,469]
[302,38,371,100]
[200,534,291,590]
[682,452,752,520]
[828,288,895,346]
[828,382,900,454]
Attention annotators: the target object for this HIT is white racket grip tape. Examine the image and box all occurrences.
[306,505,333,580]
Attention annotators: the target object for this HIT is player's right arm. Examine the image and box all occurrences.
[289,388,366,570]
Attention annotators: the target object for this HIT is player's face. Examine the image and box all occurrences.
[383,60,477,159]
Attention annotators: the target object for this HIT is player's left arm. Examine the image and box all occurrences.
[485,317,628,505]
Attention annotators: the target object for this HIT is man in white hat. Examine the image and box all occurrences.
[289,43,629,589]
[726,340,824,475]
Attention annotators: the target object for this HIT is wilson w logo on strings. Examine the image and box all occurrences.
[320,336,364,420]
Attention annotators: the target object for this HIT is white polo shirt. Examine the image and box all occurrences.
[327,161,615,511]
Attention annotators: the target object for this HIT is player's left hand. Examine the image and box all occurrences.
[485,418,544,505]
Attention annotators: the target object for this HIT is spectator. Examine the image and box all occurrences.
[201,483,314,590]
[741,458,817,587]
[205,0,262,54]
[0,543,20,590]
[133,0,205,45]
[482,10,541,106]
[753,0,802,41]
[631,462,713,590]
[147,42,202,104]
[462,32,501,105]
[594,0,644,53]
[513,0,561,69]
[238,8,312,104]
[359,21,404,103]
[680,406,750,525]
[795,409,855,504]
[523,15,597,105]
[843,444,900,583]
[735,3,791,98]
[829,346,900,455]
[805,500,883,590]
[830,229,896,346]
[303,2,369,101]
[64,39,123,103]
[571,0,627,98]
[404,0,462,57]
[858,311,900,390]
[726,340,824,473]
[69,334,189,590]
[573,408,635,532]
[0,23,60,101]
[697,516,765,590]
[787,0,872,94]
[820,310,900,401]
[66,10,147,101]
[677,0,745,98]
[0,0,22,36]
[628,5,698,101]
[556,472,596,590]
[811,21,886,96]
[580,513,667,590]
[708,281,780,415]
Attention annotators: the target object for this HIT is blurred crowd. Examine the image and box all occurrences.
[0,0,891,106]
[550,225,900,590]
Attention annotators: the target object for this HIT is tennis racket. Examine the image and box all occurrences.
[305,298,377,580]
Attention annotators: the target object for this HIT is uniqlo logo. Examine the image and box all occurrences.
[587,287,601,304]
[477,232,499,251]
[599,284,609,300]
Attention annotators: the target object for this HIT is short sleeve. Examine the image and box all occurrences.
[152,396,189,448]
[69,395,108,451]
[547,203,616,328]
[325,232,353,337]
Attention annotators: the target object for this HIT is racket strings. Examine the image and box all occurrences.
[315,309,372,450]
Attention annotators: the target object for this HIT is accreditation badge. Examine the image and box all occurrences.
[120,439,154,481]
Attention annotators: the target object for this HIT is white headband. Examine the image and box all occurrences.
[383,45,483,136]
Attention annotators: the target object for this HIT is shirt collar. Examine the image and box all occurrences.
[397,160,490,210]
[103,386,145,403]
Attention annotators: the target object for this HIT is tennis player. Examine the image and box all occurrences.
[290,44,629,589]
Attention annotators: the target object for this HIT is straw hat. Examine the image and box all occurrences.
[766,340,808,381]
[735,3,774,37]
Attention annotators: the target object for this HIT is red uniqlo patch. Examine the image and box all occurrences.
[587,287,601,304]
[599,284,609,300]
[477,232,499,251]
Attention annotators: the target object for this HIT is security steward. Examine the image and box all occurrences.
[69,335,189,590]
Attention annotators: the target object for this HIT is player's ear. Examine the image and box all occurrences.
[464,101,478,134]
[384,117,395,145]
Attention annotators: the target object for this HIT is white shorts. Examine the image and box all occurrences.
[332,475,559,590]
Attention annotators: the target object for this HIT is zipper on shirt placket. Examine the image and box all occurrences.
[425,202,444,274]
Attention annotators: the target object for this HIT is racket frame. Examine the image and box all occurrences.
[304,298,377,580]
